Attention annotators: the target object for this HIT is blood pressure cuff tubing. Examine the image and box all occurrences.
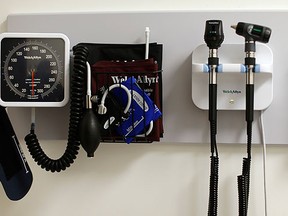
[74,42,163,142]
[92,58,163,142]
[112,77,162,143]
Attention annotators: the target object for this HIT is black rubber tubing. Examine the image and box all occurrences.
[24,46,89,172]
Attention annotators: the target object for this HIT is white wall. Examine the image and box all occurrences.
[1,1,288,216]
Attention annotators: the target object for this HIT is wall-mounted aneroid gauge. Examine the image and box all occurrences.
[0,33,70,107]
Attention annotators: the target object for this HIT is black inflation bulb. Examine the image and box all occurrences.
[79,109,101,157]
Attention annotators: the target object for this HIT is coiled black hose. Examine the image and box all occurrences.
[238,84,254,216]
[208,155,219,216]
[24,46,89,172]
[238,122,252,216]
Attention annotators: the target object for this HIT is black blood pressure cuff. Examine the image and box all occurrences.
[0,106,33,200]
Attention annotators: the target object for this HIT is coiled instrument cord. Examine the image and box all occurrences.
[238,119,252,216]
[208,90,219,216]
[238,47,255,216]
[208,64,219,216]
[208,153,219,216]
[24,46,89,172]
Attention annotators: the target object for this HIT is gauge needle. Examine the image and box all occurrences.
[31,69,35,96]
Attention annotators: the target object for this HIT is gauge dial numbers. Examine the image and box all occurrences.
[0,33,70,107]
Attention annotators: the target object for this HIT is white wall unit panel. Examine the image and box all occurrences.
[5,11,287,144]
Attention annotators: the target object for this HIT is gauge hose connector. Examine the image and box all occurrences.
[24,46,89,172]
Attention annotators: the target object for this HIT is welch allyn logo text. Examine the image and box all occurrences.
[222,90,242,94]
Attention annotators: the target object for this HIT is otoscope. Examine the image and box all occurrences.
[204,20,224,216]
[231,22,271,216]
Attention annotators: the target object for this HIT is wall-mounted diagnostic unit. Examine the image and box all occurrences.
[6,11,288,146]
[192,44,273,110]
[0,10,283,204]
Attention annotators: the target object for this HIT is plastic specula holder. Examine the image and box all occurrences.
[191,44,273,110]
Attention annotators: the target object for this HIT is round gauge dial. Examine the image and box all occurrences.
[4,41,62,99]
[0,33,70,107]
